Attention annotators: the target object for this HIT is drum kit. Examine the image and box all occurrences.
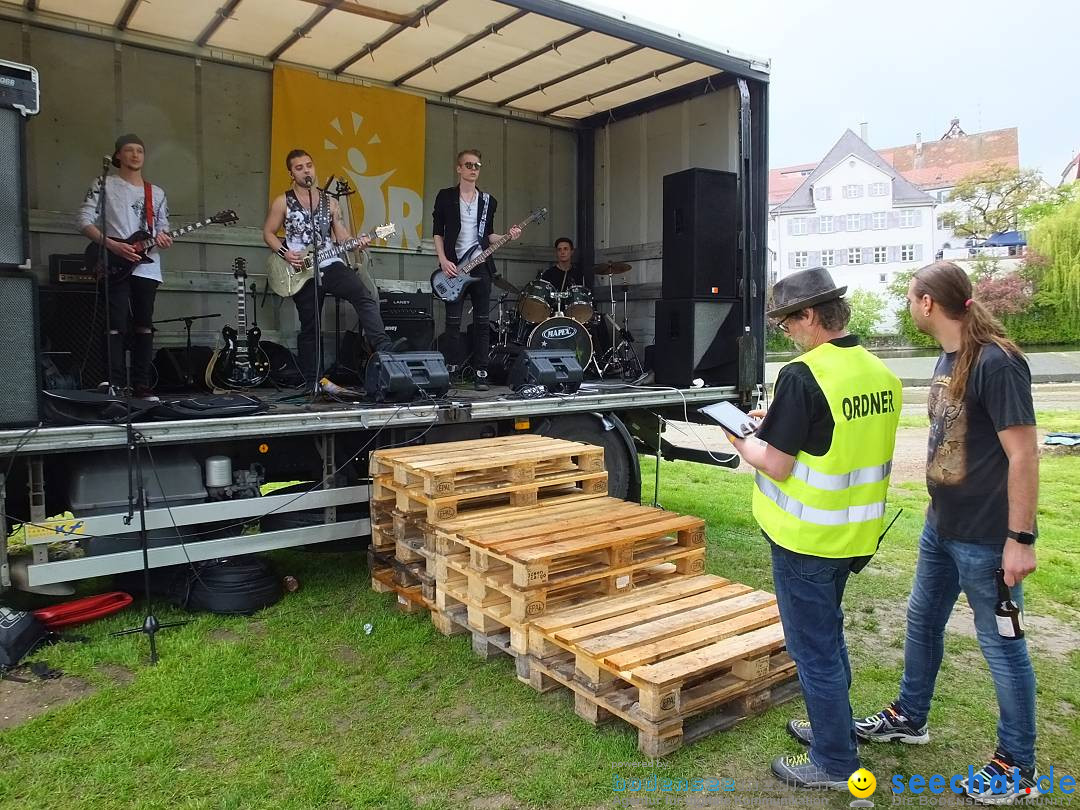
[490,261,643,380]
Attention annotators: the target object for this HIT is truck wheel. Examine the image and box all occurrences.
[536,413,640,503]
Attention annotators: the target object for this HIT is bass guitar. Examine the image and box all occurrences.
[85,209,239,282]
[206,257,270,390]
[266,223,397,298]
[430,207,547,304]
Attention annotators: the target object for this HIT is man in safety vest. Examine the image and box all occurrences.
[726,267,902,790]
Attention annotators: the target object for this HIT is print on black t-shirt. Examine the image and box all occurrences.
[925,344,1036,543]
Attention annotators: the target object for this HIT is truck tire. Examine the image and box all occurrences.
[536,413,641,503]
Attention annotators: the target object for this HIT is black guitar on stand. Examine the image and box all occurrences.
[86,209,239,283]
[430,207,547,303]
[206,258,270,390]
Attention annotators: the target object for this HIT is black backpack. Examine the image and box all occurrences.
[0,606,48,670]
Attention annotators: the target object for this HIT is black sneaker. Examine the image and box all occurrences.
[961,749,1042,805]
[474,370,490,391]
[769,752,849,791]
[854,702,929,744]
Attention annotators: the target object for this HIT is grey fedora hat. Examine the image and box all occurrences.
[767,267,848,319]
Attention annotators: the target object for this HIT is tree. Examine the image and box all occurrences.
[943,165,1046,240]
[847,290,886,340]
[1021,181,1079,226]
[1028,198,1080,327]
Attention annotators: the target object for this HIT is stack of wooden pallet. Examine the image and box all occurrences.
[366,435,798,756]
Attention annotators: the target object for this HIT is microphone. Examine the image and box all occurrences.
[102,155,113,172]
[303,176,314,187]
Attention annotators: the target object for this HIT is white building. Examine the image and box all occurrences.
[771,129,936,299]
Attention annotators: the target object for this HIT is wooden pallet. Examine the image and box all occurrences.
[373,468,610,523]
[525,574,790,723]
[370,436,606,497]
[524,650,799,757]
[369,560,432,615]
[444,501,707,587]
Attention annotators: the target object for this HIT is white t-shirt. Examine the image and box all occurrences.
[456,195,480,261]
[77,175,169,283]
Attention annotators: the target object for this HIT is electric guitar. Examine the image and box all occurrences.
[85,209,239,282]
[206,257,270,390]
[430,208,548,303]
[266,223,397,298]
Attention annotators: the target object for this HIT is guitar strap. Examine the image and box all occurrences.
[143,181,154,233]
[477,192,491,249]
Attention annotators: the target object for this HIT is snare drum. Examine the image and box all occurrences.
[517,279,555,323]
[564,285,594,324]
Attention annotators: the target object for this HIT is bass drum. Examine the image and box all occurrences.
[526,316,593,369]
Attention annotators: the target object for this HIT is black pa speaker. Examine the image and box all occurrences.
[38,285,107,389]
[364,351,449,402]
[653,299,757,390]
[0,108,28,268]
[0,271,42,426]
[662,168,738,299]
[508,349,583,394]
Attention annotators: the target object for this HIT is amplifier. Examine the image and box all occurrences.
[379,290,432,318]
[49,253,97,286]
[0,59,39,116]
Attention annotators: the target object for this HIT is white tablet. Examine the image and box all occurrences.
[699,401,760,438]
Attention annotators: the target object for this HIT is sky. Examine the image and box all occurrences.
[605,0,1079,182]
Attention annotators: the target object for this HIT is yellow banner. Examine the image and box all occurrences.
[270,66,426,249]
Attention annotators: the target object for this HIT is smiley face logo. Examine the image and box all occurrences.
[848,768,876,798]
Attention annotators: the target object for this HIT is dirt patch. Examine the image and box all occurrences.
[469,795,523,810]
[209,628,242,643]
[334,645,361,666]
[97,664,135,685]
[945,603,1079,659]
[247,621,269,638]
[0,674,94,729]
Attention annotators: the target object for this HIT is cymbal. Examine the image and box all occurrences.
[492,275,520,295]
[592,261,632,276]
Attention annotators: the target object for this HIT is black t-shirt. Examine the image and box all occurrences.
[925,343,1035,543]
[755,335,862,458]
[538,264,584,291]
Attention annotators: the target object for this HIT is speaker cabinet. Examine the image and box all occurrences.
[38,285,107,389]
[0,272,41,426]
[0,108,28,268]
[662,168,738,299]
[508,349,583,394]
[653,299,756,390]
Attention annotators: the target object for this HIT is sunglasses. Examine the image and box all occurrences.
[460,161,482,170]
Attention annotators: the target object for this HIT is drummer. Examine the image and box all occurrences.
[538,237,586,293]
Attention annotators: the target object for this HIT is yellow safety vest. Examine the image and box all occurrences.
[752,341,902,558]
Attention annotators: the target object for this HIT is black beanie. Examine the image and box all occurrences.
[112,133,145,167]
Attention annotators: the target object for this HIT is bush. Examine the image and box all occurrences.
[847,290,886,340]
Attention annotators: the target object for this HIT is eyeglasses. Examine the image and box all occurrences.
[460,161,482,170]
[775,313,793,333]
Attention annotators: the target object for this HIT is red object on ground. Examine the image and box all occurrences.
[32,591,134,629]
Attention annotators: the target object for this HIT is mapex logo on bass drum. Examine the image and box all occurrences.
[542,326,576,340]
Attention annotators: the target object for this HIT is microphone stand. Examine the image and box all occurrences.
[94,157,117,394]
[307,177,323,397]
[153,312,220,388]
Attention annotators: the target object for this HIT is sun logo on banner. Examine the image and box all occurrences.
[270,67,426,250]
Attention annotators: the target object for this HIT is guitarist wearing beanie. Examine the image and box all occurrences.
[77,133,172,399]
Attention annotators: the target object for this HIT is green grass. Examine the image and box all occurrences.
[898,409,1080,432]
[0,459,1077,809]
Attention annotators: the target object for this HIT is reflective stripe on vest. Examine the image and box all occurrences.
[755,472,887,526]
[788,459,892,491]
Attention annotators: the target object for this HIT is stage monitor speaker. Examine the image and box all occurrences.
[0,271,41,427]
[662,168,738,299]
[364,351,449,402]
[508,349,583,394]
[652,299,757,390]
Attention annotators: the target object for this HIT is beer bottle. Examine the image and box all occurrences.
[995,568,1024,639]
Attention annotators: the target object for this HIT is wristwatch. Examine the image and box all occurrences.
[1007,529,1036,545]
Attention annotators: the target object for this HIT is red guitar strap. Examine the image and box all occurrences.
[143,181,154,232]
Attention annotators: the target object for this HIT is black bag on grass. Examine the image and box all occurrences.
[0,606,48,670]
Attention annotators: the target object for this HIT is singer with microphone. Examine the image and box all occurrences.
[262,149,398,392]
[77,134,173,399]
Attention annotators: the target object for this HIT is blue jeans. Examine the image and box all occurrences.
[770,541,860,778]
[897,523,1037,768]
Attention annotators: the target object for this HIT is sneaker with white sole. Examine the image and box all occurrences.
[962,749,1042,805]
[769,751,850,791]
[854,702,929,744]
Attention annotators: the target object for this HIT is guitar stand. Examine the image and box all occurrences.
[153,312,220,388]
